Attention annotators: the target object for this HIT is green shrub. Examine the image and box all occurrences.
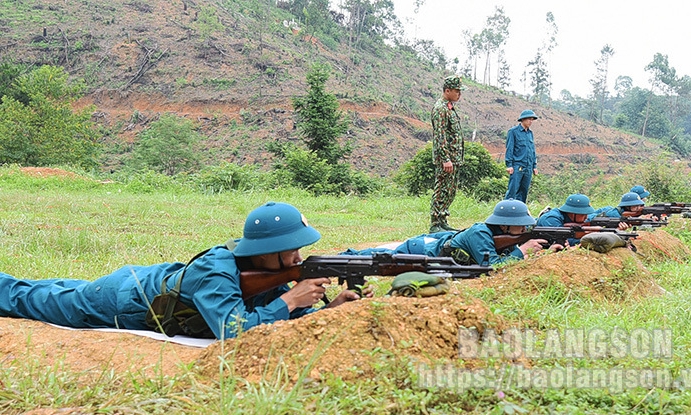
[635,157,691,202]
[0,65,100,169]
[192,162,265,193]
[473,176,508,202]
[393,141,505,197]
[273,146,377,196]
[112,169,188,194]
[127,114,202,176]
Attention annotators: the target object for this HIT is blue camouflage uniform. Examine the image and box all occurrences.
[0,245,315,340]
[448,223,524,265]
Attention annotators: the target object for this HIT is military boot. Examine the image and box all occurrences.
[429,224,445,233]
[440,223,459,232]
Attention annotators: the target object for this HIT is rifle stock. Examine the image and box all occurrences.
[240,267,302,300]
[239,253,492,299]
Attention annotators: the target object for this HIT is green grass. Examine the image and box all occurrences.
[2,167,691,413]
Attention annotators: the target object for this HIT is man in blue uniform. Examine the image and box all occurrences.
[585,192,655,230]
[587,192,645,221]
[630,185,651,202]
[536,193,596,245]
[343,199,554,266]
[505,109,538,203]
[0,202,367,339]
[537,194,595,227]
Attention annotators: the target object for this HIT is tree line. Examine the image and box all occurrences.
[280,1,691,157]
[451,6,691,157]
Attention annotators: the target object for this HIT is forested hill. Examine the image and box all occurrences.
[0,0,669,176]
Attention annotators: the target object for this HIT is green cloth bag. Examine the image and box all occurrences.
[388,271,450,297]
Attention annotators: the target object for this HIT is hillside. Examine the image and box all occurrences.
[0,0,666,176]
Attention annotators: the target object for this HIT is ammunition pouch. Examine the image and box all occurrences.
[145,249,215,339]
[579,232,628,254]
[439,241,474,265]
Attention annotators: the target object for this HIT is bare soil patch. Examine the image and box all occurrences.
[18,167,82,178]
[0,319,203,381]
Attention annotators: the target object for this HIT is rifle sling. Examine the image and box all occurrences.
[146,248,215,338]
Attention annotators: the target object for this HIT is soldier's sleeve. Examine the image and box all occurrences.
[532,132,538,169]
[504,127,515,167]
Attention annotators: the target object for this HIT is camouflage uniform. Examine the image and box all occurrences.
[430,75,464,231]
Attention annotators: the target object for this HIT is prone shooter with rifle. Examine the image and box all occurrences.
[343,199,563,267]
[341,200,560,267]
[0,202,376,340]
[441,199,563,265]
[586,192,661,230]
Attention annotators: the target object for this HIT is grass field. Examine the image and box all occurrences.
[2,167,691,414]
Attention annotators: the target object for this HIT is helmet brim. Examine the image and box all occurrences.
[619,201,645,207]
[485,213,536,227]
[233,226,321,257]
[558,204,595,215]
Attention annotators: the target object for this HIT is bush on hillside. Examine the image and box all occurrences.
[191,162,267,193]
[0,65,100,169]
[394,141,505,197]
[271,144,379,196]
[127,114,202,176]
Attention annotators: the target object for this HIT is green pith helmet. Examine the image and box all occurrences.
[232,202,321,257]
[618,192,645,207]
[485,199,536,227]
[443,75,465,91]
[517,109,538,121]
[630,185,650,199]
[559,194,596,215]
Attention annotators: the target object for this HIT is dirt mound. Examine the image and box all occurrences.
[197,294,504,382]
[631,227,691,263]
[475,229,685,302]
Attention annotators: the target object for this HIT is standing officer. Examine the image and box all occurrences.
[430,75,465,233]
[505,109,538,203]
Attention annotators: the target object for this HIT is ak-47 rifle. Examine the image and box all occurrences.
[493,226,639,251]
[239,253,493,300]
[588,216,667,228]
[639,203,691,219]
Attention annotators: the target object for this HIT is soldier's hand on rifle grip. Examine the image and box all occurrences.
[518,239,548,258]
[326,283,374,309]
[618,221,631,230]
[548,243,565,252]
[280,277,330,311]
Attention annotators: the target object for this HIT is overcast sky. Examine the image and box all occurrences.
[392,1,691,98]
